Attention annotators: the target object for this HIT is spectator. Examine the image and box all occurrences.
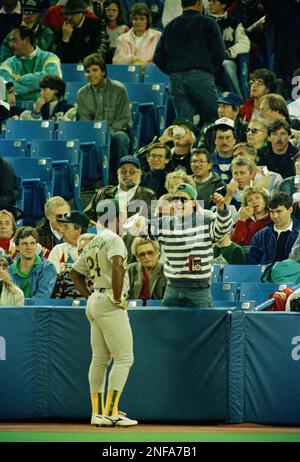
[207,0,251,96]
[0,0,22,45]
[43,0,97,32]
[1,0,56,61]
[85,155,156,223]
[0,210,16,254]
[191,148,226,209]
[113,2,161,67]
[128,237,166,303]
[8,226,57,300]
[0,26,62,101]
[246,116,268,150]
[20,74,76,121]
[55,0,109,63]
[49,210,90,299]
[0,254,24,306]
[140,143,170,198]
[161,0,182,27]
[231,185,270,246]
[225,155,256,211]
[158,118,197,174]
[211,117,237,184]
[103,0,128,62]
[249,192,299,265]
[239,68,277,122]
[165,169,196,194]
[0,81,25,122]
[0,157,19,219]
[233,142,283,194]
[213,231,245,264]
[153,0,225,126]
[36,196,71,251]
[258,120,297,179]
[280,152,300,197]
[259,93,290,125]
[77,52,131,182]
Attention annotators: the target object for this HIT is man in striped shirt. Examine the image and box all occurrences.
[151,183,232,307]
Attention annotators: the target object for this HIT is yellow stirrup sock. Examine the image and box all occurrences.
[91,392,104,415]
[105,389,121,416]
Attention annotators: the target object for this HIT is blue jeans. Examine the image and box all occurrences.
[110,130,130,183]
[223,60,242,97]
[169,70,218,126]
[161,283,212,308]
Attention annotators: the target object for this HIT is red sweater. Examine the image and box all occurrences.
[231,214,271,246]
[239,96,254,122]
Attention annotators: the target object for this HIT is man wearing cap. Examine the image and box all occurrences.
[1,0,55,61]
[85,155,156,222]
[55,0,109,63]
[211,117,237,184]
[48,210,90,299]
[70,198,137,427]
[153,0,225,127]
[8,226,57,300]
[0,25,62,101]
[134,182,232,307]
[0,0,22,45]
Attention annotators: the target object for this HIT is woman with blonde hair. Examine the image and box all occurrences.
[0,255,24,306]
[165,169,196,194]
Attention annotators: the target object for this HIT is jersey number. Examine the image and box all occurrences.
[86,255,101,278]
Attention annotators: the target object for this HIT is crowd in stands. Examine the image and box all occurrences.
[0,0,300,308]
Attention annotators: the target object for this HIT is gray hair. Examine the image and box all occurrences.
[131,237,160,258]
[44,196,70,216]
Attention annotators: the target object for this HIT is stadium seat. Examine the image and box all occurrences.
[30,139,83,210]
[212,300,256,310]
[56,120,110,186]
[65,81,84,104]
[61,63,86,82]
[222,265,266,285]
[146,299,162,306]
[239,282,290,305]
[238,53,250,99]
[25,298,87,306]
[107,64,142,83]
[0,139,27,157]
[6,157,54,225]
[143,65,169,85]
[128,299,144,307]
[4,119,55,143]
[125,83,168,145]
[211,282,238,301]
[129,101,142,151]
[211,264,223,283]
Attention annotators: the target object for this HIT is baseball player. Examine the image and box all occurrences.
[70,199,137,427]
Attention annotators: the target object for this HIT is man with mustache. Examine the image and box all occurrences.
[211,117,236,184]
[258,120,297,179]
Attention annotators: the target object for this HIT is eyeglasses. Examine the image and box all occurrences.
[105,8,118,12]
[172,196,190,203]
[119,168,139,175]
[55,213,67,219]
[148,153,166,159]
[137,250,156,258]
[246,128,263,134]
[249,79,265,86]
[191,159,208,164]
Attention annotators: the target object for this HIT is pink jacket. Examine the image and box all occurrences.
[113,27,161,65]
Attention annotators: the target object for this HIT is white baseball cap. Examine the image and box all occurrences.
[214,117,235,129]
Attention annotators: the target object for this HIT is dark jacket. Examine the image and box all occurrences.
[55,16,109,63]
[258,142,297,179]
[36,219,63,251]
[153,10,225,75]
[84,185,156,222]
[141,169,168,198]
[0,157,19,217]
[127,261,167,300]
[249,218,299,265]
[193,172,225,209]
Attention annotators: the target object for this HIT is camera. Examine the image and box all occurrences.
[290,297,300,312]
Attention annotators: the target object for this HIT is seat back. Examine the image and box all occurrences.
[143,65,169,85]
[0,139,27,157]
[27,298,87,306]
[222,265,265,285]
[61,63,86,82]
[107,64,142,83]
[30,139,82,208]
[211,282,238,301]
[4,119,55,141]
[239,282,289,305]
[129,101,142,151]
[56,120,110,186]
[65,81,84,104]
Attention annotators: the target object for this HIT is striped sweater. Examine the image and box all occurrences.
[151,207,232,288]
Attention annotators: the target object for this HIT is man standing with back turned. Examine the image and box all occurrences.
[153,0,225,127]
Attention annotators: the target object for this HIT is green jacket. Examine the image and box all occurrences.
[0,46,62,100]
[1,24,56,62]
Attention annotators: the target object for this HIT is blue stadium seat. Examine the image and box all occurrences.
[238,53,250,99]
[125,83,167,145]
[128,299,144,307]
[211,264,223,283]
[4,119,55,142]
[30,139,83,210]
[107,64,142,83]
[61,63,86,82]
[129,101,142,151]
[143,65,169,85]
[146,299,162,306]
[6,157,54,225]
[239,282,290,305]
[212,300,256,309]
[222,265,265,285]
[25,298,87,306]
[211,282,238,301]
[65,81,84,104]
[56,120,111,186]
[0,139,27,157]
